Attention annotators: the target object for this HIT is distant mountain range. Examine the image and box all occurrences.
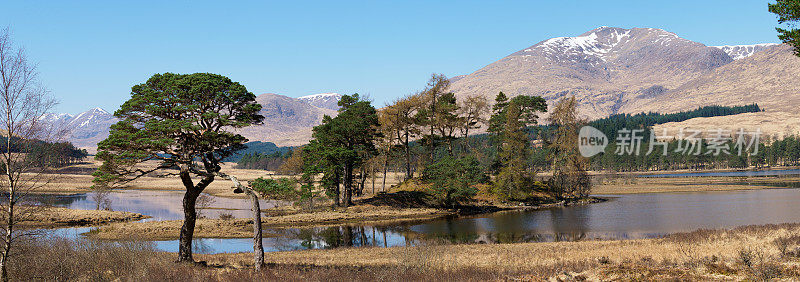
[51,26,800,150]
[47,93,341,151]
[40,108,118,149]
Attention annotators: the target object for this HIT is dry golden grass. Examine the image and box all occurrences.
[87,204,450,240]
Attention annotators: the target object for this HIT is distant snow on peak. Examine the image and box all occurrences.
[298,93,341,100]
[712,43,780,60]
[89,107,109,114]
[526,27,635,65]
[298,93,342,111]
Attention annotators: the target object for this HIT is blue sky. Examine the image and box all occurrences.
[1,0,782,114]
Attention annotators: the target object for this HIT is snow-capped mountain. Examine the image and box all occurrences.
[297,93,342,111]
[450,26,782,120]
[52,93,341,150]
[42,107,118,150]
[712,43,780,60]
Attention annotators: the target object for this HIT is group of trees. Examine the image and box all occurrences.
[236,151,290,171]
[296,74,591,208]
[302,94,381,207]
[23,141,88,168]
[589,104,761,140]
[380,74,491,182]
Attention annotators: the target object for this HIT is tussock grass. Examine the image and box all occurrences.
[13,222,800,280]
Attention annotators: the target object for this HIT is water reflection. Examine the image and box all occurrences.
[35,188,800,254]
[27,190,279,220]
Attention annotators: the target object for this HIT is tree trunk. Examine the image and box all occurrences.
[382,156,389,193]
[219,173,264,271]
[0,190,13,282]
[447,138,454,156]
[404,132,412,180]
[178,189,199,262]
[246,189,265,270]
[333,175,341,207]
[371,161,376,195]
[343,164,353,207]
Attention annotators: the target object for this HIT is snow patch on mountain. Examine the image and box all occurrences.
[528,27,639,64]
[298,93,342,111]
[712,43,780,60]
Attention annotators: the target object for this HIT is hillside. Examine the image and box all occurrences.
[234,93,338,146]
[445,26,800,138]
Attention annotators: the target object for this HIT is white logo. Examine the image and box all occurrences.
[578,126,608,157]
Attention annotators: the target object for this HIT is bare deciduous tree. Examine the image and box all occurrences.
[0,27,59,281]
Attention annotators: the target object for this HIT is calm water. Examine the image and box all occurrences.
[32,190,281,220]
[640,169,800,178]
[38,188,800,254]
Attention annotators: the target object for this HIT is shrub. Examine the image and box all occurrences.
[251,177,299,201]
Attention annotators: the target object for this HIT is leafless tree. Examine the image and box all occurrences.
[0,28,60,281]
[218,172,265,271]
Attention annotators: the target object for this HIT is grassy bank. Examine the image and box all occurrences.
[15,206,148,228]
[86,205,450,240]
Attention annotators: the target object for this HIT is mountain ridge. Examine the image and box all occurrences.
[47,93,341,151]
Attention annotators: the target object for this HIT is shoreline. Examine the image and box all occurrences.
[16,206,149,228]
[83,196,605,240]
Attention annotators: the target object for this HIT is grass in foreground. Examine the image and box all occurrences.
[12,223,800,281]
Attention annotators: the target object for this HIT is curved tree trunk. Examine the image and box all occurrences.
[245,188,264,270]
[219,173,264,270]
[177,169,214,263]
[178,189,199,262]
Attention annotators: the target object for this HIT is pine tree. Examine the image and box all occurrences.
[92,72,263,263]
[770,0,800,56]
